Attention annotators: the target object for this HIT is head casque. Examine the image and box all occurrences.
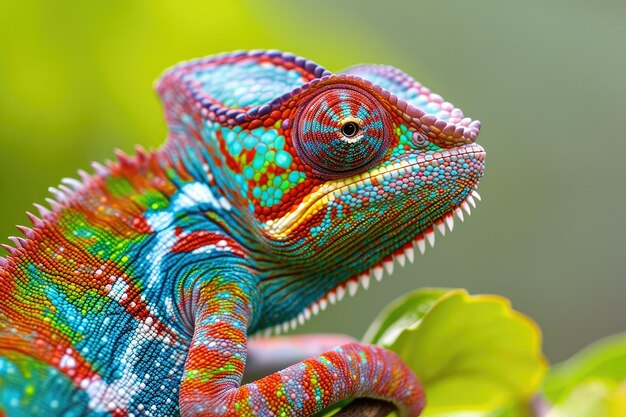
[157,51,485,330]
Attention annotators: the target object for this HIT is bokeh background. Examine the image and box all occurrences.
[1,0,625,362]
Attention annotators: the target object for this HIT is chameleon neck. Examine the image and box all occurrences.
[159,118,275,258]
[159,114,331,329]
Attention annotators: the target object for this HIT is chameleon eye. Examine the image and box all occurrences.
[292,85,391,180]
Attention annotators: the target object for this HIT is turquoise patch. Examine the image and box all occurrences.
[275,151,293,169]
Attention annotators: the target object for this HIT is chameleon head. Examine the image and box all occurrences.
[257,74,484,327]
[158,52,484,330]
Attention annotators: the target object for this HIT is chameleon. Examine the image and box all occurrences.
[0,50,484,417]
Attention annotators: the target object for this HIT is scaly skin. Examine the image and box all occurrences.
[0,50,485,416]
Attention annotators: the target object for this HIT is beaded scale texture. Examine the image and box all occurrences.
[0,50,485,416]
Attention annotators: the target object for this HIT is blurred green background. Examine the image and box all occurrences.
[1,0,625,362]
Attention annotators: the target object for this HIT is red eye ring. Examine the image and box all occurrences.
[292,84,392,180]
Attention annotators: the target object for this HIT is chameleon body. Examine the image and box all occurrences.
[0,50,484,416]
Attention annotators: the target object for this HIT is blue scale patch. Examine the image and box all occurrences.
[192,61,307,109]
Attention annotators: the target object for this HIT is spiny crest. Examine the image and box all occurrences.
[0,146,156,262]
[15,225,36,240]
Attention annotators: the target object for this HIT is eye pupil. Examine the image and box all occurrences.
[341,122,359,138]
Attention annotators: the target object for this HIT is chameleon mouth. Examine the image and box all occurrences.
[258,180,484,337]
[263,143,486,237]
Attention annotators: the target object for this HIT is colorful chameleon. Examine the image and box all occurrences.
[0,50,484,416]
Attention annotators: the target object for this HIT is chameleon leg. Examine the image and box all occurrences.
[178,275,425,416]
[237,342,425,416]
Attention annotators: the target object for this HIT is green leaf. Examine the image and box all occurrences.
[545,380,626,417]
[543,333,626,404]
[396,402,532,417]
[364,289,547,415]
[363,288,450,346]
[540,333,626,416]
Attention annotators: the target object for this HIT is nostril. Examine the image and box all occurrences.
[411,131,426,146]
